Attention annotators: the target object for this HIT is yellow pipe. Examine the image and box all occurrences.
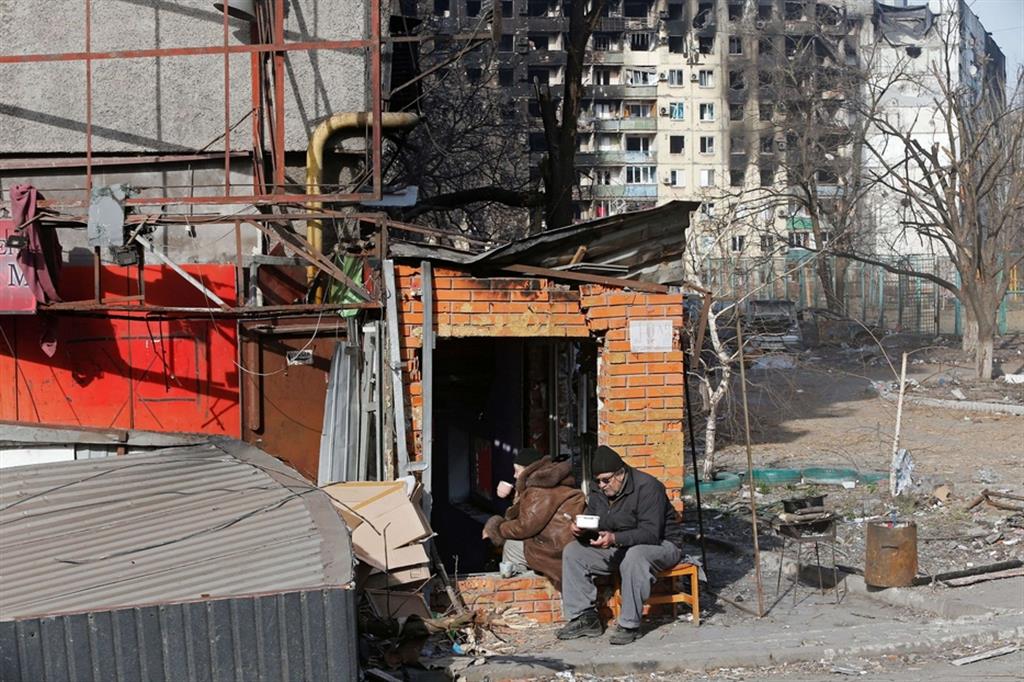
[305,112,420,298]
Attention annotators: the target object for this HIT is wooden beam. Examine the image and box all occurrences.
[499,264,670,293]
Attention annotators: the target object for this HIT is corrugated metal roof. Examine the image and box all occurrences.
[0,439,353,621]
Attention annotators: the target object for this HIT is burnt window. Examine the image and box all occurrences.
[530,35,550,49]
[631,32,652,51]
[669,36,685,53]
[759,71,773,89]
[467,66,482,83]
[529,132,547,151]
[698,35,715,54]
[670,135,685,154]
[502,1,514,18]
[730,169,745,186]
[466,0,481,16]
[728,3,743,20]
[729,36,743,54]
[528,100,543,117]
[434,0,450,14]
[760,166,775,186]
[528,67,550,85]
[759,37,773,54]
[668,2,684,19]
[758,4,773,21]
[499,67,514,86]
[499,34,514,51]
[729,103,744,121]
[729,70,745,90]
[761,135,775,153]
[730,135,745,153]
[784,1,804,20]
[623,1,649,17]
[694,2,714,28]
[760,103,774,121]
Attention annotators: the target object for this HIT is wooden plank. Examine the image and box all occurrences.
[499,264,670,293]
[951,644,1019,666]
[943,567,1024,587]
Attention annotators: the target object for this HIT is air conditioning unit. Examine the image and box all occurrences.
[658,71,667,81]
[777,210,788,218]
[659,106,669,116]
[662,174,673,185]
[756,20,767,29]
[776,141,787,151]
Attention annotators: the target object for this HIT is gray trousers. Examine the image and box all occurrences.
[501,539,528,573]
[562,539,682,629]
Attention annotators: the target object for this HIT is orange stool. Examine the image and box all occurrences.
[610,562,700,626]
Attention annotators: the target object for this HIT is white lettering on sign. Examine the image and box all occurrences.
[629,319,673,353]
[0,220,37,313]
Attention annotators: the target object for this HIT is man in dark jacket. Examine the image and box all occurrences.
[483,448,585,590]
[555,445,684,645]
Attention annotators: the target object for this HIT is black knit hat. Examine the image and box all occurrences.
[514,447,544,467]
[592,445,625,476]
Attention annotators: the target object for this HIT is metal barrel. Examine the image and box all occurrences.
[865,521,918,587]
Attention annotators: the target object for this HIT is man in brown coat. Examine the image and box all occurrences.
[483,448,585,589]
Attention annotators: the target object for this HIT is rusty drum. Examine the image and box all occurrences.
[865,521,918,587]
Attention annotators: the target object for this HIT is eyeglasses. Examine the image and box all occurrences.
[595,469,623,486]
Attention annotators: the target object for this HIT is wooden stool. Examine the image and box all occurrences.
[610,562,700,626]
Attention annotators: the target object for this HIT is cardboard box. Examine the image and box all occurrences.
[366,589,432,620]
[365,564,432,588]
[352,525,429,570]
[322,481,406,530]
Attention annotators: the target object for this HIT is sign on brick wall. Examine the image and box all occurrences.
[629,319,673,353]
[0,220,36,314]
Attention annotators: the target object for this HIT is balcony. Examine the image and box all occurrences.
[588,51,627,65]
[592,184,658,198]
[525,16,569,31]
[527,50,567,66]
[585,84,658,98]
[592,117,658,132]
[589,150,658,165]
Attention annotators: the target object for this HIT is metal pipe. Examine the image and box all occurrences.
[303,112,419,292]
[0,39,370,64]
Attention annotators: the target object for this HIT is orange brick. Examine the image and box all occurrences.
[606,434,645,446]
[470,290,511,302]
[646,386,684,398]
[627,375,664,387]
[511,290,549,302]
[455,278,490,290]
[529,611,556,623]
[606,387,646,399]
[515,589,555,602]
[531,599,556,612]
[497,578,541,591]
[458,576,496,592]
[647,362,685,374]
[514,601,536,613]
[438,290,472,301]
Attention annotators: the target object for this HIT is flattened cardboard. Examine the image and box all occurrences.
[366,589,432,620]
[365,564,432,588]
[322,480,405,529]
[352,527,429,570]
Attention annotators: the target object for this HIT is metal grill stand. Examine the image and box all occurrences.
[773,515,843,605]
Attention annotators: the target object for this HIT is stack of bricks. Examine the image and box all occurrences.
[579,285,687,509]
[393,267,686,505]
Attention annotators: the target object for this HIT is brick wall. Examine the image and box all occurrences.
[393,265,686,503]
[455,574,566,623]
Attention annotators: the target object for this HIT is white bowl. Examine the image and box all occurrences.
[576,514,600,530]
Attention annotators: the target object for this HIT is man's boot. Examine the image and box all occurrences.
[555,609,603,640]
[608,624,641,645]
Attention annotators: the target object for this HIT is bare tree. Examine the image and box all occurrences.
[535,0,607,229]
[851,18,1024,379]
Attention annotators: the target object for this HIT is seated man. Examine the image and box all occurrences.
[556,445,685,645]
[482,448,585,590]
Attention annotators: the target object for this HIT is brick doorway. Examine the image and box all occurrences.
[431,337,597,574]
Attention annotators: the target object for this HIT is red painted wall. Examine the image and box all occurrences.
[0,264,240,436]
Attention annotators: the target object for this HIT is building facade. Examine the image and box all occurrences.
[413,0,1005,262]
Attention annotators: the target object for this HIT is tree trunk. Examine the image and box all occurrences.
[962,307,978,353]
[975,333,995,380]
[834,256,850,312]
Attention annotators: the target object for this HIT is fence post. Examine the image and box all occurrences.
[861,265,867,323]
[933,259,940,335]
[954,271,961,336]
[878,270,885,329]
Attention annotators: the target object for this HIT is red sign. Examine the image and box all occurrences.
[0,220,37,314]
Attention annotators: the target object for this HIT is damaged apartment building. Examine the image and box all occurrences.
[413,0,1005,261]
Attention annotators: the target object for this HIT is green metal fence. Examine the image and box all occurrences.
[701,254,1024,336]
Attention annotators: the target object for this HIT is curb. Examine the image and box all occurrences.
[876,386,1024,416]
[457,616,1024,680]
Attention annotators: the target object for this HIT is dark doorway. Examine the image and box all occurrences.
[430,337,597,573]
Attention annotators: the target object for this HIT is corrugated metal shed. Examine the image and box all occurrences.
[0,587,358,682]
[0,437,353,621]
